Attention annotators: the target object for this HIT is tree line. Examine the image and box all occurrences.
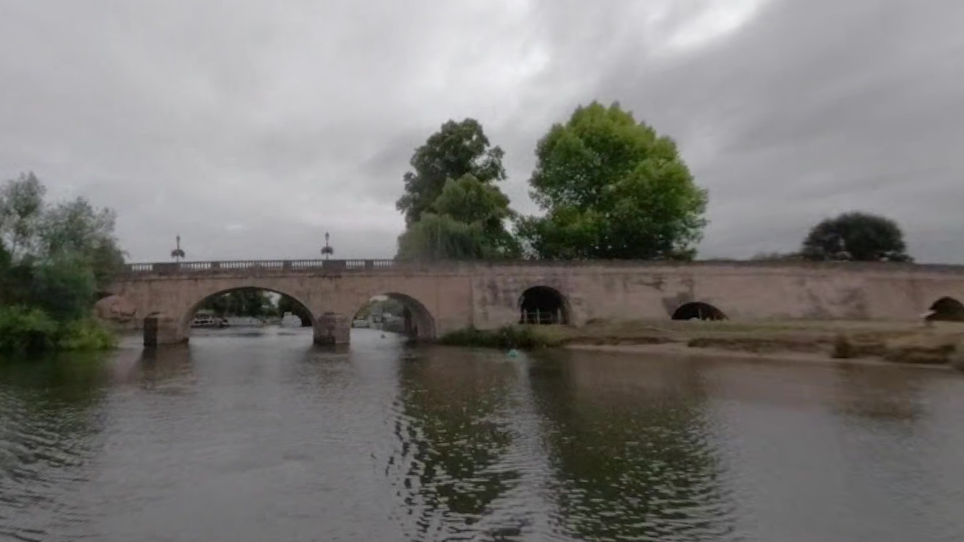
[0,173,125,352]
[394,102,912,264]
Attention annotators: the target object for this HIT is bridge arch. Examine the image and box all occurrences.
[351,292,436,340]
[927,297,964,321]
[519,286,570,325]
[176,286,317,341]
[672,302,727,321]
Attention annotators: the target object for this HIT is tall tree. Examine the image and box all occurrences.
[801,212,912,262]
[518,102,707,260]
[396,119,506,225]
[395,121,518,261]
[0,172,45,259]
[39,197,126,289]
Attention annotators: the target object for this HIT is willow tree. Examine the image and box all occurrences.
[395,120,518,261]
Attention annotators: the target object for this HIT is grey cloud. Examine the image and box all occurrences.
[2,0,962,263]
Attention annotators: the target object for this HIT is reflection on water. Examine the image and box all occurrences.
[2,327,964,541]
[387,349,525,540]
[529,350,735,541]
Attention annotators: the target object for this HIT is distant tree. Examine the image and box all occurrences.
[0,172,45,259]
[518,102,708,260]
[277,294,312,326]
[396,119,506,225]
[801,212,912,262]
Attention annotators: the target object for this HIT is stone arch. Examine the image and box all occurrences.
[166,286,317,344]
[351,292,436,340]
[672,302,727,321]
[519,286,570,325]
[927,297,964,322]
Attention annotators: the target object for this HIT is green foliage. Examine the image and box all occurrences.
[396,119,506,225]
[0,306,58,353]
[518,102,707,260]
[56,318,118,351]
[439,325,562,350]
[395,120,518,261]
[397,213,490,261]
[801,212,912,262]
[28,256,97,322]
[0,173,125,355]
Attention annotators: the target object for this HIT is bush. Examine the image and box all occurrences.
[439,325,562,350]
[0,307,116,354]
[0,306,58,353]
[56,318,118,351]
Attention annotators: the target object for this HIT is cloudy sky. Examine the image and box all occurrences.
[2,0,962,263]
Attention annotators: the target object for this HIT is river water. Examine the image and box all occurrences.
[2,328,963,542]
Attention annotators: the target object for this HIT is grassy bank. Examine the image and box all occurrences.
[0,306,117,354]
[441,319,964,368]
[439,325,564,350]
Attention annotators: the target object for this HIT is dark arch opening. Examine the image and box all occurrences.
[519,286,569,325]
[352,293,436,340]
[928,297,964,322]
[672,302,727,321]
[181,287,315,336]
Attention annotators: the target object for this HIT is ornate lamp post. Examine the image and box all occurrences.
[321,231,334,260]
[171,234,186,262]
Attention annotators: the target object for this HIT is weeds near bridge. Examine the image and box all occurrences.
[439,325,563,350]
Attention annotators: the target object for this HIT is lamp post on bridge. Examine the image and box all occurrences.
[171,235,186,263]
[321,231,334,260]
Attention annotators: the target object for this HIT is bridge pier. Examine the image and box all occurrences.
[143,314,186,347]
[313,313,350,345]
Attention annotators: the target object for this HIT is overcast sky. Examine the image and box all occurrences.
[2,0,963,263]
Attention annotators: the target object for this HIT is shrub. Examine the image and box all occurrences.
[0,306,58,353]
[56,318,118,351]
[439,325,562,350]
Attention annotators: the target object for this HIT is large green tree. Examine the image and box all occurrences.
[396,119,506,225]
[0,172,125,352]
[801,212,912,262]
[518,102,708,260]
[395,120,518,261]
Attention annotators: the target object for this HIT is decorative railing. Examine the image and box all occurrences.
[120,258,964,278]
[124,259,398,275]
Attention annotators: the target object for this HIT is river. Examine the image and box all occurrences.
[2,328,963,542]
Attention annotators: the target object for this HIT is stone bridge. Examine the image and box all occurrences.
[102,258,964,346]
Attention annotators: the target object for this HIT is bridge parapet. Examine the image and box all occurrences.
[124,259,398,277]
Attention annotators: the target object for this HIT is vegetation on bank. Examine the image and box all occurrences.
[439,319,964,368]
[439,325,564,350]
[0,173,123,354]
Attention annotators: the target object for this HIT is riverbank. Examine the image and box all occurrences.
[442,319,964,368]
